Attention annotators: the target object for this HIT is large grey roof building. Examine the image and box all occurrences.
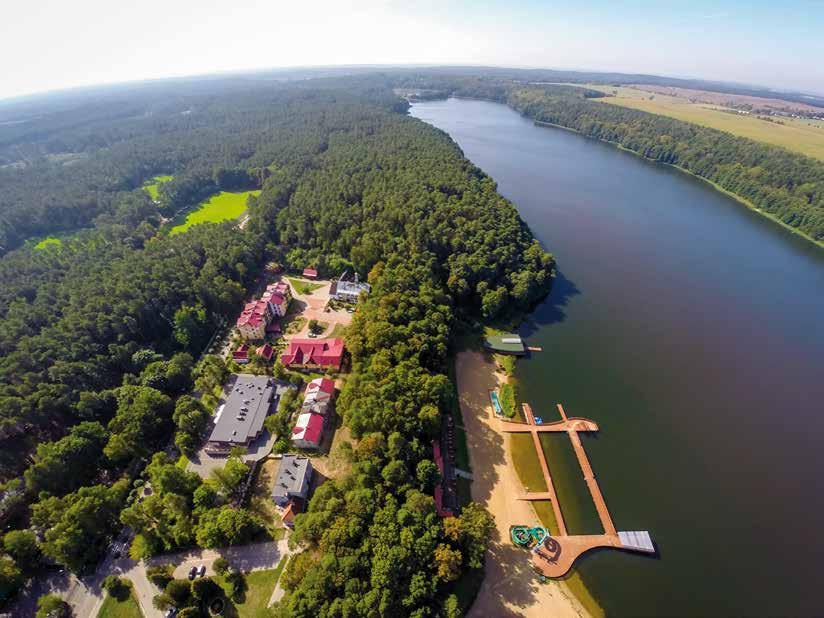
[271,455,313,506]
[206,374,281,453]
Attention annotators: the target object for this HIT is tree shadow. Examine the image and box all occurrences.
[520,269,580,337]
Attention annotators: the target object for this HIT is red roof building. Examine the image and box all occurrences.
[432,440,454,518]
[302,268,318,279]
[256,343,274,361]
[236,299,274,340]
[232,344,250,364]
[281,338,344,371]
[292,412,324,449]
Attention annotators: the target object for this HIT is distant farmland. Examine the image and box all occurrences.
[169,189,260,234]
[574,84,824,161]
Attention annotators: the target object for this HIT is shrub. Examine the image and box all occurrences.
[146,564,174,590]
[212,556,230,575]
[499,383,516,418]
[102,575,130,600]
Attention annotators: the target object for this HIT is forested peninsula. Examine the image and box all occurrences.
[0,78,553,615]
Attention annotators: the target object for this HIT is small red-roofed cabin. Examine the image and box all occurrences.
[232,344,250,364]
[256,343,274,362]
[302,268,318,279]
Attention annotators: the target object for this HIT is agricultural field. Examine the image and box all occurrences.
[169,189,260,235]
[141,174,173,200]
[566,84,824,161]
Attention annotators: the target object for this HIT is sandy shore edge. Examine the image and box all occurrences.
[455,349,595,618]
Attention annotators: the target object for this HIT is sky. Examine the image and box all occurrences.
[1,0,822,101]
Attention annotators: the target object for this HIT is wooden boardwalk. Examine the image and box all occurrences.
[500,402,653,577]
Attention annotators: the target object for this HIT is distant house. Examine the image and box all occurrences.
[271,455,312,508]
[261,282,291,317]
[330,272,371,303]
[232,343,250,364]
[256,343,274,362]
[281,338,345,371]
[433,440,454,518]
[292,412,324,449]
[301,377,335,416]
[206,375,287,455]
[483,333,526,356]
[302,268,318,279]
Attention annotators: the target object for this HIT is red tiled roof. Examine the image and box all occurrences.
[302,268,318,278]
[281,338,344,370]
[292,413,324,445]
[256,343,274,360]
[306,377,335,396]
[232,344,249,361]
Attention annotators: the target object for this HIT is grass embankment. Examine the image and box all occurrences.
[142,174,173,200]
[574,84,824,161]
[97,586,143,618]
[170,190,260,235]
[287,278,324,295]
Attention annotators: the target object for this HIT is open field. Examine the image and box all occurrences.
[563,84,824,161]
[170,190,260,234]
[33,235,63,249]
[96,587,143,618]
[214,565,282,617]
[141,174,173,200]
[287,277,323,295]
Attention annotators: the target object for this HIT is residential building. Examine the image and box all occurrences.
[261,283,290,317]
[232,344,250,364]
[256,343,274,362]
[330,271,371,303]
[302,268,318,279]
[271,455,313,507]
[301,377,335,416]
[281,338,345,371]
[205,375,288,455]
[292,412,324,449]
[236,299,274,340]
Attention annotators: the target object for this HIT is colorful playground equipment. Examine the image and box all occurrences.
[510,525,549,551]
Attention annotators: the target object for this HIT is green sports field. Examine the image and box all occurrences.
[169,189,260,235]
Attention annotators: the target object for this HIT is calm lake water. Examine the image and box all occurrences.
[411,98,824,616]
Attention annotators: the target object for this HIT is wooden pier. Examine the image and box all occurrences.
[500,402,654,577]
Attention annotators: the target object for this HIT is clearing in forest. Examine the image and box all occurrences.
[141,174,174,200]
[170,189,260,235]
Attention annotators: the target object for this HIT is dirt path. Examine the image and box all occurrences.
[455,351,589,618]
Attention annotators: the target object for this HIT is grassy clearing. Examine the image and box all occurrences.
[142,174,173,200]
[215,567,280,617]
[97,587,143,618]
[33,236,63,250]
[287,278,324,295]
[510,434,547,494]
[571,83,824,161]
[499,383,516,418]
[532,501,559,536]
[170,190,260,235]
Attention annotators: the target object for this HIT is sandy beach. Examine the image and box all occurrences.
[455,350,590,618]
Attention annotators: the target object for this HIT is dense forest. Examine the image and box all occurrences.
[0,75,553,615]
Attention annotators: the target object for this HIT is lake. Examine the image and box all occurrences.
[411,98,824,616]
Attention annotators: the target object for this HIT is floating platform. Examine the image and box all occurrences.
[618,530,655,553]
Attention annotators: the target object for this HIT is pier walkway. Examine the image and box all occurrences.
[499,402,653,577]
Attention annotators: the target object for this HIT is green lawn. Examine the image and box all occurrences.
[170,190,260,235]
[33,236,63,250]
[287,278,324,296]
[328,323,348,339]
[142,174,173,200]
[454,427,471,473]
[215,565,283,617]
[510,434,547,494]
[97,588,143,618]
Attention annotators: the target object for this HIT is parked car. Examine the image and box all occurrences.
[188,566,197,580]
[165,609,177,618]
[198,564,206,577]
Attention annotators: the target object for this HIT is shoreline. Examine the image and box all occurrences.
[454,349,599,618]
[530,119,824,251]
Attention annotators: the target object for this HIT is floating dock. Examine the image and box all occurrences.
[501,403,654,577]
